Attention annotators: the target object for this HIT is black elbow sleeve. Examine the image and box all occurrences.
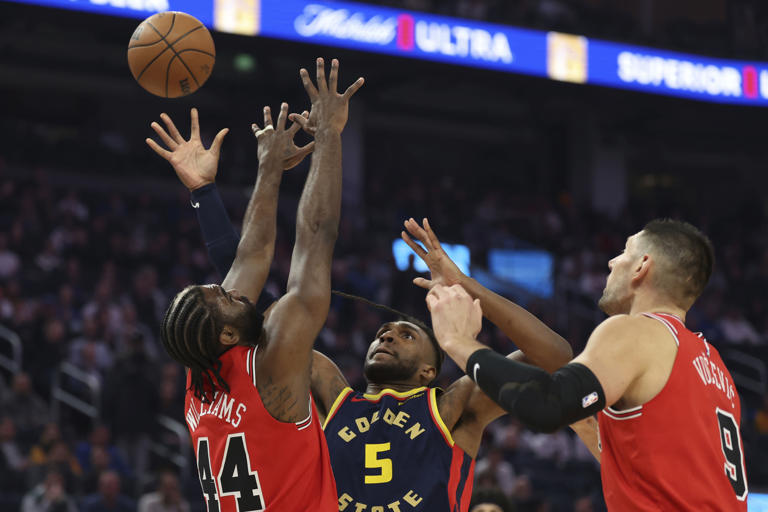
[501,363,606,432]
[466,349,605,433]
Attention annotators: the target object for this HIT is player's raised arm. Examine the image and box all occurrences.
[256,58,364,422]
[403,218,573,372]
[426,284,656,433]
[220,103,314,302]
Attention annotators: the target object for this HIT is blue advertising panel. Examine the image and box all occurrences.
[750,493,768,511]
[4,0,215,26]
[257,0,548,77]
[8,0,768,106]
[587,39,768,106]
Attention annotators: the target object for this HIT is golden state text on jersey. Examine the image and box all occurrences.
[323,387,474,512]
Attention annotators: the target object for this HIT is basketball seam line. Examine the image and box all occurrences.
[129,12,176,50]
[136,21,205,87]
[145,22,203,96]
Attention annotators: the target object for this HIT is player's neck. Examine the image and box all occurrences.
[629,292,687,322]
[365,381,424,394]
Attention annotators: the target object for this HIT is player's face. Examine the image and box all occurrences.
[598,233,642,315]
[200,285,263,346]
[364,321,433,384]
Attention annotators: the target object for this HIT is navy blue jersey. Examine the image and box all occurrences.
[324,386,474,512]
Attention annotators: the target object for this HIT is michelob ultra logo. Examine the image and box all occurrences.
[292,4,513,64]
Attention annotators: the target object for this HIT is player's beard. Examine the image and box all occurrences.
[598,278,632,316]
[363,355,420,384]
[229,299,265,347]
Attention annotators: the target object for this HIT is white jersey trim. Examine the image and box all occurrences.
[642,313,680,347]
[603,409,643,421]
[296,402,313,431]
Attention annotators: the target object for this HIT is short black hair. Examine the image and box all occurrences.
[332,290,444,374]
[641,219,715,306]
[160,285,229,403]
[469,487,514,512]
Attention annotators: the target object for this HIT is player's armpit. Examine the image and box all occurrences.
[310,350,350,420]
[255,291,330,423]
[570,416,601,463]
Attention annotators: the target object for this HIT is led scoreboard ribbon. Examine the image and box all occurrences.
[7,0,768,106]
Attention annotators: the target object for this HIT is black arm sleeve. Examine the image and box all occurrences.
[466,349,605,433]
[190,184,277,312]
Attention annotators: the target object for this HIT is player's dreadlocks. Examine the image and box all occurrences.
[331,290,445,374]
[161,285,229,403]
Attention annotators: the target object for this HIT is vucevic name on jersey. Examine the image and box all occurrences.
[324,387,475,512]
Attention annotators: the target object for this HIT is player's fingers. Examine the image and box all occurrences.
[276,102,288,131]
[328,58,339,93]
[288,113,312,135]
[300,68,319,101]
[423,218,444,251]
[316,57,327,92]
[190,108,200,140]
[263,106,273,128]
[405,217,432,250]
[210,128,229,156]
[160,113,185,143]
[145,138,172,160]
[401,231,428,259]
[425,293,438,311]
[413,277,433,290]
[343,77,365,100]
[296,141,315,155]
[150,121,177,149]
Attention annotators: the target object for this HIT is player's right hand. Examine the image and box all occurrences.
[146,108,228,191]
[291,57,364,135]
[252,103,315,170]
[426,284,483,347]
[402,217,466,290]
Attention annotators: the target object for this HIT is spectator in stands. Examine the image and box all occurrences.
[20,468,78,512]
[0,416,27,506]
[137,469,189,512]
[1,372,49,448]
[27,424,81,492]
[469,486,514,512]
[475,447,517,497]
[0,233,20,279]
[75,424,131,483]
[719,306,764,345]
[80,470,135,512]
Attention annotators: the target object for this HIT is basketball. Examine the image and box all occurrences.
[127,11,215,98]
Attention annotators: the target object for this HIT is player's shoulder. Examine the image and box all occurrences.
[588,314,674,356]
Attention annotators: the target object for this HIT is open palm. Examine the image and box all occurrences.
[146,108,227,191]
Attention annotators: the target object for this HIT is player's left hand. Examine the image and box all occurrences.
[426,284,483,349]
[402,217,466,290]
[146,108,228,191]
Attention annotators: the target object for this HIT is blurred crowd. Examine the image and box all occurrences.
[0,161,767,512]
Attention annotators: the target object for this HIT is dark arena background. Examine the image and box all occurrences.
[1,0,768,510]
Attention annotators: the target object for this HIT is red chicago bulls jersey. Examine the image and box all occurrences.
[598,312,748,511]
[183,345,337,512]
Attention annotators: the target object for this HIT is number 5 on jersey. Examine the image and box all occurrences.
[197,434,266,511]
[365,443,393,484]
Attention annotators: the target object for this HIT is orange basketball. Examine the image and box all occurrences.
[127,11,215,98]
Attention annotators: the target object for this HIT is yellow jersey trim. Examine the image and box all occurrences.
[362,386,429,401]
[428,388,455,446]
[322,387,354,430]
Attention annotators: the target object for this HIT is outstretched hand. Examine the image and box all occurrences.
[251,102,315,170]
[146,108,228,191]
[290,57,364,135]
[402,217,466,290]
[426,284,483,351]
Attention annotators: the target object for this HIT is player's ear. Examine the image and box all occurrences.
[219,325,240,346]
[633,254,652,283]
[419,364,437,385]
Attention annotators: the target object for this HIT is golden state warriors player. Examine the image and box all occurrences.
[161,72,583,510]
